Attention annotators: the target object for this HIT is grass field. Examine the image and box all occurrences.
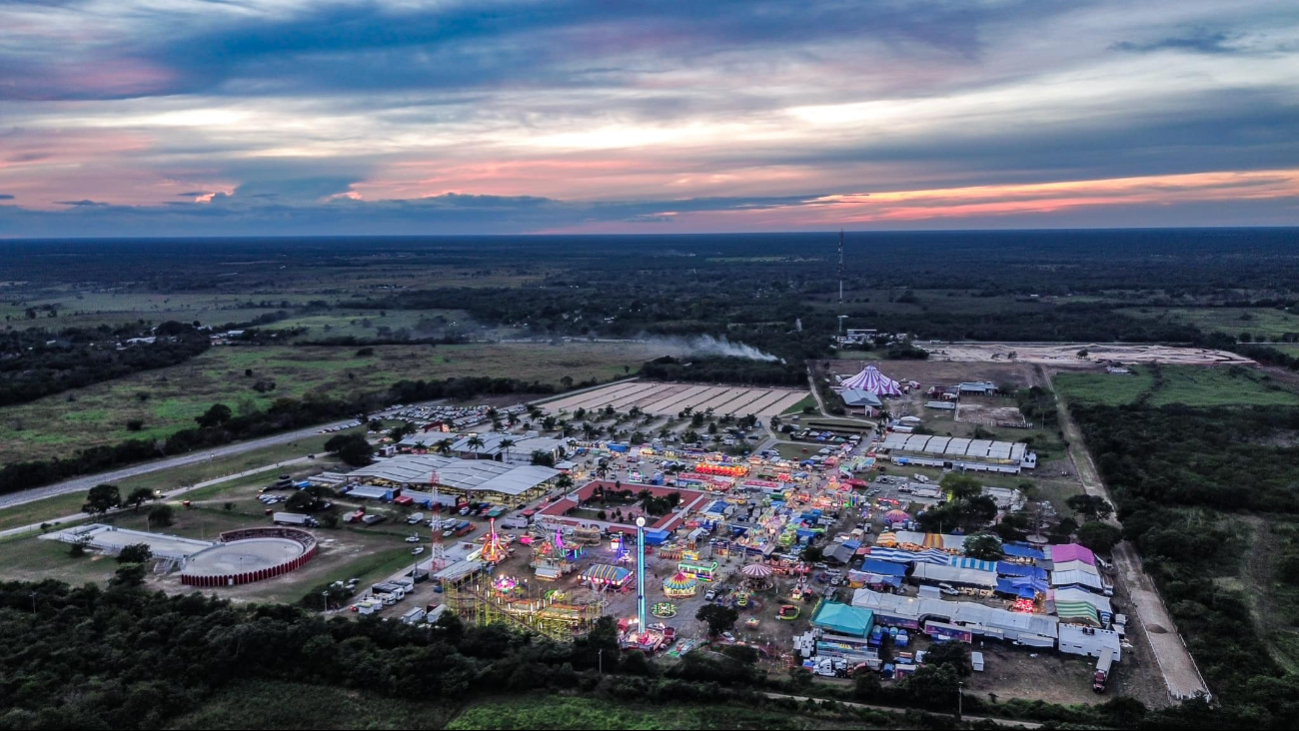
[0,342,648,463]
[1120,306,1299,341]
[1053,365,1299,407]
[445,695,883,730]
[781,395,819,415]
[170,680,456,730]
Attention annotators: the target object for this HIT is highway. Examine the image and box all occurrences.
[0,405,418,512]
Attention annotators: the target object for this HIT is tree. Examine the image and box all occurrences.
[148,503,175,528]
[696,604,739,636]
[963,533,1003,561]
[117,543,153,565]
[498,438,516,461]
[286,490,320,512]
[800,545,825,564]
[1076,521,1122,553]
[83,483,121,517]
[531,450,556,467]
[110,563,147,588]
[466,435,485,459]
[1067,495,1113,521]
[325,434,374,467]
[854,669,881,699]
[434,438,454,455]
[125,487,155,512]
[126,419,144,432]
[195,403,232,428]
[941,473,983,501]
[924,640,972,677]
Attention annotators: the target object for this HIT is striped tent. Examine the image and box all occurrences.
[581,563,632,586]
[950,557,997,572]
[841,365,903,396]
[663,571,698,595]
[875,532,898,547]
[1053,601,1101,626]
[865,547,917,563]
[912,548,951,565]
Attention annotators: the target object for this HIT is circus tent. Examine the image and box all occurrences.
[840,365,902,396]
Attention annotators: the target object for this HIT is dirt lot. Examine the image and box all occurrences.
[928,342,1251,366]
[825,359,1039,389]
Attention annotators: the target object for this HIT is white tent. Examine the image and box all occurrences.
[841,365,902,396]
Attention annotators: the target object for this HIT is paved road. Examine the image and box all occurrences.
[762,692,1042,728]
[1046,374,1211,702]
[0,401,437,512]
[0,455,320,540]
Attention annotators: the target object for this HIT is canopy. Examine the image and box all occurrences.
[841,365,902,396]
[875,532,898,547]
[581,564,632,585]
[883,510,910,524]
[810,602,875,637]
[663,571,698,591]
[742,563,774,578]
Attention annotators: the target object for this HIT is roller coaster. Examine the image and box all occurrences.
[445,580,605,641]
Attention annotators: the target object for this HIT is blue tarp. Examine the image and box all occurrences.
[996,562,1047,579]
[860,558,908,576]
[1002,543,1045,560]
[842,540,861,551]
[795,529,818,538]
[643,529,670,545]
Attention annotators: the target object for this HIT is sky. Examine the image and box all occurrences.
[2,0,1298,237]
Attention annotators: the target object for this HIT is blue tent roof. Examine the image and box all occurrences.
[860,558,908,576]
[1002,543,1045,560]
[996,561,1047,579]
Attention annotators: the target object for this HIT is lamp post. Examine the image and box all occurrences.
[957,680,964,721]
[322,590,329,613]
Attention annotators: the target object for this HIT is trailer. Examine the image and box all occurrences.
[1093,648,1114,693]
[272,512,319,527]
[406,512,425,525]
[401,607,427,624]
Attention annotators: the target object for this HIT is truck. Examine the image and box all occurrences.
[1092,648,1114,693]
[361,514,387,526]
[406,512,425,525]
[401,607,427,624]
[272,512,319,527]
[454,521,474,537]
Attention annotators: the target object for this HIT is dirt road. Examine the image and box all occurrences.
[1046,374,1212,702]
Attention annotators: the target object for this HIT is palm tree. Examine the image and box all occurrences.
[582,423,598,442]
[434,438,454,456]
[499,438,516,462]
[466,435,485,459]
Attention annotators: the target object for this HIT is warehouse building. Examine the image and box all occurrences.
[347,454,561,506]
[880,433,1035,473]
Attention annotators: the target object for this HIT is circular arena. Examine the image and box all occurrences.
[180,527,317,587]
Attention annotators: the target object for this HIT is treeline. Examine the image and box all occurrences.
[0,375,575,498]
[846,303,1204,343]
[638,356,806,387]
[0,322,209,408]
[1076,404,1299,513]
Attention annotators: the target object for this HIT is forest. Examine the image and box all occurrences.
[1070,401,1299,720]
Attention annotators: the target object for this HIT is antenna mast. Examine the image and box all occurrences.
[838,230,845,333]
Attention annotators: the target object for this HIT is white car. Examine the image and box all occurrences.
[404,535,420,543]
[411,547,425,556]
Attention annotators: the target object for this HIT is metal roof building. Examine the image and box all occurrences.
[880,432,1032,472]
[347,454,561,505]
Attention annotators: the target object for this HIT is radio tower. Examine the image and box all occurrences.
[428,471,446,571]
[837,230,846,335]
[837,229,844,307]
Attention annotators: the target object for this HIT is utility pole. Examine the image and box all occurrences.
[957,680,964,721]
[837,229,845,308]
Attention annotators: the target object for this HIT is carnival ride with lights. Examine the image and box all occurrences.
[445,577,605,641]
[479,519,509,564]
[530,528,583,580]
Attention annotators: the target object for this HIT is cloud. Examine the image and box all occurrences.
[53,199,107,207]
[0,194,14,201]
[1112,28,1240,55]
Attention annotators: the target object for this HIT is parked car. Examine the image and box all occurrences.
[411,547,425,556]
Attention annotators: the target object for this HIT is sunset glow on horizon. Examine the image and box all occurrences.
[2,0,1298,236]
